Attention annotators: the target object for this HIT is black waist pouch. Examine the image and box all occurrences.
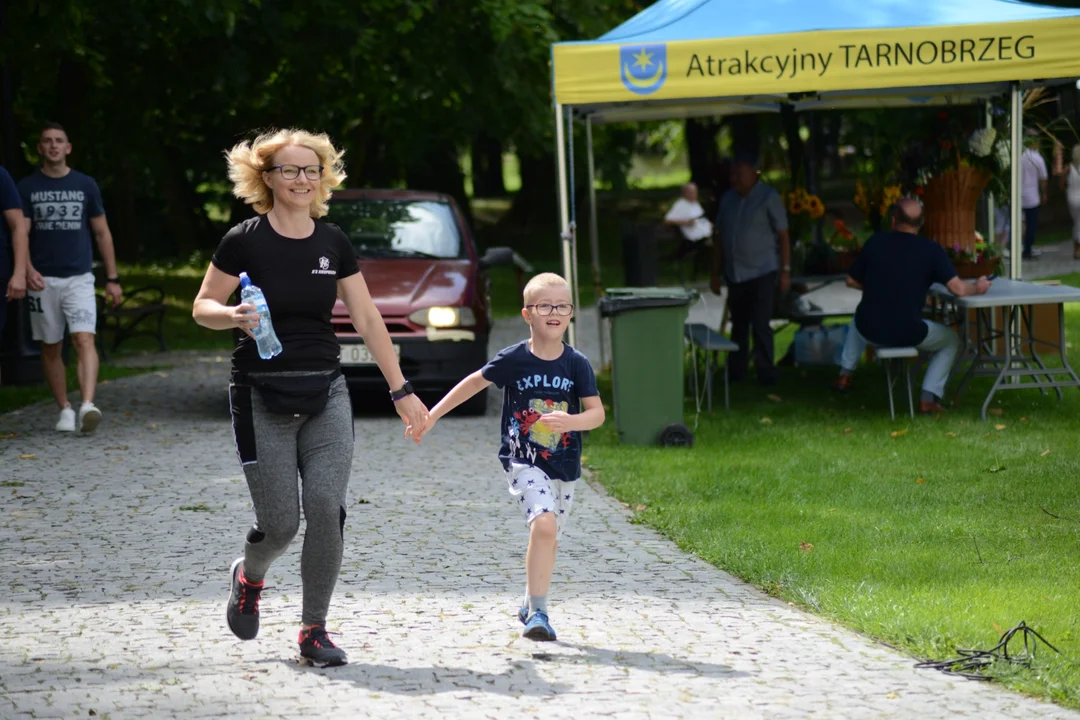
[239,370,341,416]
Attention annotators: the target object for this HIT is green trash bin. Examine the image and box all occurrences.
[598,287,699,447]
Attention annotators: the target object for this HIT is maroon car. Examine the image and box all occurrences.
[325,189,515,414]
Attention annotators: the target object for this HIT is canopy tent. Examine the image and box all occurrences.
[549,0,1080,349]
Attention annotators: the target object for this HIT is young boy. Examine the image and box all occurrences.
[417,273,605,641]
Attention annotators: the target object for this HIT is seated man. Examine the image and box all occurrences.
[832,198,991,414]
[663,182,712,259]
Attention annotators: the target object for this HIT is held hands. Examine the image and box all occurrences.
[395,394,430,445]
[231,303,260,338]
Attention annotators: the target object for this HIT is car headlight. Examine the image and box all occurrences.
[409,306,476,328]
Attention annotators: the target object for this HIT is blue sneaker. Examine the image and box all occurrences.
[522,610,557,641]
[517,603,529,626]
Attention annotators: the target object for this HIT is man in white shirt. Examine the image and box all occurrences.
[1021,139,1048,260]
[664,182,713,263]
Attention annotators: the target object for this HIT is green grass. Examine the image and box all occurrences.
[584,280,1080,709]
[0,363,158,415]
[0,260,216,414]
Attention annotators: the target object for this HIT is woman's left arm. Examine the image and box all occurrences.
[338,272,428,440]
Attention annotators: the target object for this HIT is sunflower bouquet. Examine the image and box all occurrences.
[854,179,903,231]
[783,186,825,248]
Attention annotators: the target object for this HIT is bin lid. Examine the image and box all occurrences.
[598,286,700,317]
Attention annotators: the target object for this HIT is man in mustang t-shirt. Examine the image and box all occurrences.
[19,122,122,433]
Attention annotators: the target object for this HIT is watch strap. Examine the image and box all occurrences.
[390,381,414,401]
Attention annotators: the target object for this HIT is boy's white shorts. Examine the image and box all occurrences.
[27,273,97,344]
[507,462,576,538]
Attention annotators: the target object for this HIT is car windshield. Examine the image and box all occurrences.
[327,198,464,259]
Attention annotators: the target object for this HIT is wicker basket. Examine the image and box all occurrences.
[922,166,991,253]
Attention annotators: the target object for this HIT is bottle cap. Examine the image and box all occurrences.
[239,272,251,288]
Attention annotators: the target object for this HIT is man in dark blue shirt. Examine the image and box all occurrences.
[1,163,31,385]
[833,198,990,413]
[18,123,122,432]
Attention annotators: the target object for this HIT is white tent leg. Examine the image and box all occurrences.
[554,102,576,347]
[568,108,581,338]
[585,116,605,368]
[1010,83,1022,281]
[985,102,995,243]
[1009,83,1023,386]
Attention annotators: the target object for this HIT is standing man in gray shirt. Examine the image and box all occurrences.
[710,153,790,386]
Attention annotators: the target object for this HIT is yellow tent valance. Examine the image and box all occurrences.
[552,17,1080,106]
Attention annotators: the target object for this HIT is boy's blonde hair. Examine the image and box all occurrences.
[226,128,347,218]
[522,273,570,305]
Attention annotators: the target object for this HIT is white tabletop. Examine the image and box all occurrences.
[929,278,1080,308]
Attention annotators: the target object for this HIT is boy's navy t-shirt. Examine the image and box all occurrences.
[18,169,105,278]
[0,165,19,279]
[849,230,958,347]
[482,340,599,482]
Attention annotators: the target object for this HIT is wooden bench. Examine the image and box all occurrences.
[685,322,739,411]
[875,346,919,420]
[96,286,168,362]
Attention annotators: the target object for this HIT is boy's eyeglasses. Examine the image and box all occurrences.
[269,164,324,180]
[526,303,574,316]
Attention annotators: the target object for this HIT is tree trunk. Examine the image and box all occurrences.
[729,115,761,162]
[685,118,720,190]
[108,159,138,262]
[501,148,557,250]
[405,138,474,229]
[470,134,505,198]
[780,104,807,183]
[159,146,208,258]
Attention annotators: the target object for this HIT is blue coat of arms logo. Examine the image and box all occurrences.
[620,44,667,95]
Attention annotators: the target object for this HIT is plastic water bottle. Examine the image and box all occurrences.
[239,272,283,360]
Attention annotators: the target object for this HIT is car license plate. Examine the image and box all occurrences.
[339,343,399,365]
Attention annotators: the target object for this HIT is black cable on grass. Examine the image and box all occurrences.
[916,622,1061,681]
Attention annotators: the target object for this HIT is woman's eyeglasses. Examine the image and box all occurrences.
[269,164,324,181]
[526,303,574,316]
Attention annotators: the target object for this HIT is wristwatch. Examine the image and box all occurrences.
[390,381,415,402]
[106,276,121,284]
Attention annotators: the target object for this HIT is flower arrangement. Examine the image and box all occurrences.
[906,113,1009,199]
[785,187,825,220]
[944,231,1002,272]
[783,186,825,246]
[853,179,903,230]
[828,218,858,252]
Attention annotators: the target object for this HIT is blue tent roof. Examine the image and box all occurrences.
[596,0,1080,44]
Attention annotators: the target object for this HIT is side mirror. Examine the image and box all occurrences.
[479,246,515,268]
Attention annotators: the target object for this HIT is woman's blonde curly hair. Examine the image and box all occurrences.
[225,128,347,218]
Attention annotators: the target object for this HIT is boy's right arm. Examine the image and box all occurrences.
[417,370,493,440]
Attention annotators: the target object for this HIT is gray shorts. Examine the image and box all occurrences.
[27,272,96,343]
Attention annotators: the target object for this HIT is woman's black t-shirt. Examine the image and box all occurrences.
[211,216,359,372]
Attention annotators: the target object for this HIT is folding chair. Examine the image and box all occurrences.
[684,323,739,411]
[874,346,918,420]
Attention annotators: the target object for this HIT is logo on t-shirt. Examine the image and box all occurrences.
[28,189,85,231]
[311,256,336,276]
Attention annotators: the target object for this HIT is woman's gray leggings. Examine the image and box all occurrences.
[229,373,354,627]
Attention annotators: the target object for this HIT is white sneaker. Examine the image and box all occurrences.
[56,405,76,432]
[78,403,103,433]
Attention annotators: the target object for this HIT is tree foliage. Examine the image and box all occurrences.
[0,0,648,259]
